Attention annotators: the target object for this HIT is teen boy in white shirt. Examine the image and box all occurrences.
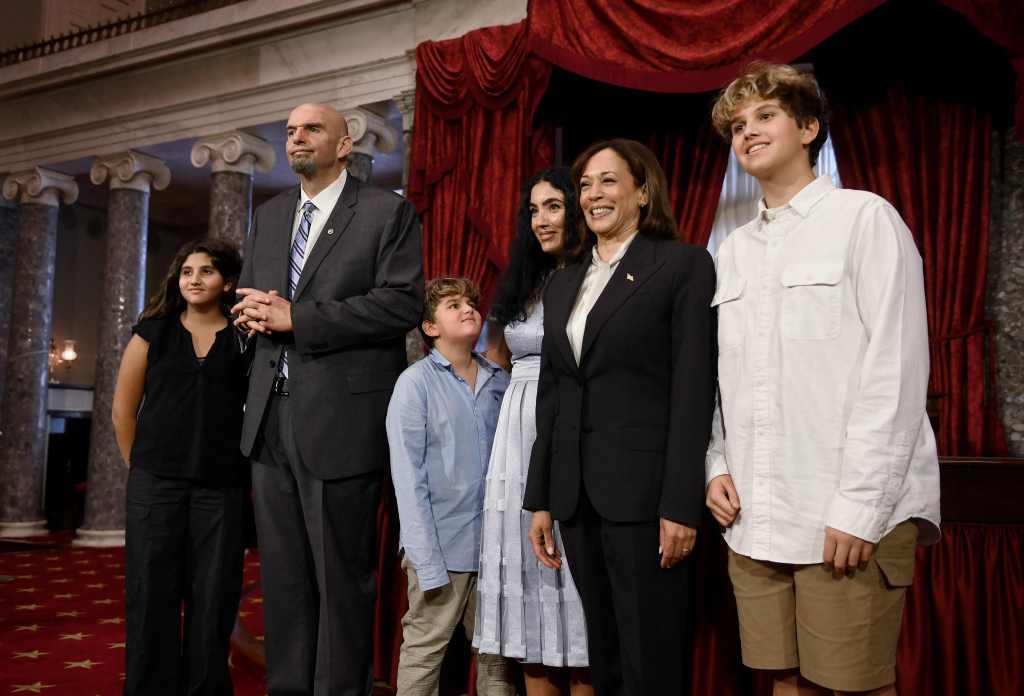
[705,62,940,696]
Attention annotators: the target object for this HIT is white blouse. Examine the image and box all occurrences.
[566,232,638,365]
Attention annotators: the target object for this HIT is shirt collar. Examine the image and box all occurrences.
[591,230,639,268]
[299,169,348,213]
[428,348,497,375]
[758,175,835,221]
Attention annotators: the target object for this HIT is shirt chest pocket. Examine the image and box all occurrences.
[711,276,746,352]
[780,260,843,340]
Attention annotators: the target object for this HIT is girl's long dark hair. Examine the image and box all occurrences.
[490,167,580,327]
[139,237,243,321]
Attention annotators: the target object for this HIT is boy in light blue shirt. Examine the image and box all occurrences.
[386,277,513,695]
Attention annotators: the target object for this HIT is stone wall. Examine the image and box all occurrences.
[988,129,1024,455]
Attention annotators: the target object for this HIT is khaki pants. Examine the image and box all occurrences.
[396,555,514,696]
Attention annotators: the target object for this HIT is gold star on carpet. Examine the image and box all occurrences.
[12,650,48,659]
[16,587,39,593]
[15,624,40,632]
[65,659,101,669]
[108,642,126,649]
[16,604,42,610]
[57,611,82,618]
[59,632,91,641]
[11,682,54,692]
[92,598,115,605]
[53,593,76,599]
[99,617,122,624]
[85,582,106,588]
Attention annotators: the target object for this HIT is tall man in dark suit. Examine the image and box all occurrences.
[233,102,423,696]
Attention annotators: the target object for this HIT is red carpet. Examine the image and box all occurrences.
[0,541,267,695]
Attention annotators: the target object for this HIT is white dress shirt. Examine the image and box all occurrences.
[292,169,348,268]
[566,232,638,364]
[707,176,941,564]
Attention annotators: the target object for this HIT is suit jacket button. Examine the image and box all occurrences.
[269,360,276,367]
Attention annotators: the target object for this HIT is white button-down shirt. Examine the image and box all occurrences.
[707,176,940,564]
[567,232,638,364]
[292,169,348,267]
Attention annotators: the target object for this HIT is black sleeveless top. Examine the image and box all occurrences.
[130,314,251,486]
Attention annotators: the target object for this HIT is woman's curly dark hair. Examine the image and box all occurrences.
[490,167,580,327]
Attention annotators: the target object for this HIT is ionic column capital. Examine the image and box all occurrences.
[90,151,171,193]
[190,131,276,175]
[345,107,399,158]
[2,167,79,207]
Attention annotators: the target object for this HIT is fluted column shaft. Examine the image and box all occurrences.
[0,204,60,536]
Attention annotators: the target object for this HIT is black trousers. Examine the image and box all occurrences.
[124,467,245,696]
[560,485,690,696]
[251,393,381,696]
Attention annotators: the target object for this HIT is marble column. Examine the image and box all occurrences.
[0,197,19,400]
[191,131,275,249]
[0,168,79,537]
[75,151,170,548]
[395,88,416,192]
[344,107,398,184]
[395,90,424,364]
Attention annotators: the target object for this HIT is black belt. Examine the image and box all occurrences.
[272,374,289,396]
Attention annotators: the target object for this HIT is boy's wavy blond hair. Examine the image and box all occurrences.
[711,62,830,167]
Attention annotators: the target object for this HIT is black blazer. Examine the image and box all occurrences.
[238,176,424,480]
[522,234,717,525]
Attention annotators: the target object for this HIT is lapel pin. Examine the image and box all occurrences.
[626,273,635,282]
[326,228,335,235]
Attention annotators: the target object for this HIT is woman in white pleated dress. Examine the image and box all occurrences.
[474,168,592,695]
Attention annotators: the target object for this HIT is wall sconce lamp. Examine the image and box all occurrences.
[60,340,78,363]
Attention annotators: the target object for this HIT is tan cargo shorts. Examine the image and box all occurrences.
[727,521,919,692]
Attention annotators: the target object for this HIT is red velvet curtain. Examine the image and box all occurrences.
[525,0,887,92]
[897,523,1024,696]
[815,0,1009,456]
[648,120,730,246]
[407,21,553,300]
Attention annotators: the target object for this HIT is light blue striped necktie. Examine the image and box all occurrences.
[281,200,317,377]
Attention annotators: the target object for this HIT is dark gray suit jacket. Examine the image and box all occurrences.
[238,175,423,480]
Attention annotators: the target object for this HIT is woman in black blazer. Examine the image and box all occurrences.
[523,139,717,695]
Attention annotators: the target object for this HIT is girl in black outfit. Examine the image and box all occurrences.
[112,238,250,696]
